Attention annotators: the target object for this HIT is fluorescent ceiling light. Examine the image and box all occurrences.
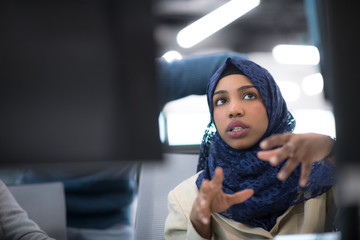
[177,0,260,48]
[162,50,183,62]
[272,44,320,65]
[302,73,324,96]
[277,81,301,102]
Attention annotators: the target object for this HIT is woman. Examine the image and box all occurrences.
[164,57,336,239]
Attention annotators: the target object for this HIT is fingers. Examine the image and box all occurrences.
[227,189,254,206]
[277,157,299,181]
[278,157,312,187]
[257,148,281,165]
[260,133,315,186]
[270,142,296,166]
[195,180,211,224]
[200,167,223,196]
[212,167,224,186]
[299,162,311,187]
[259,133,296,167]
[260,132,292,149]
[258,142,296,166]
[196,167,224,224]
[200,167,224,194]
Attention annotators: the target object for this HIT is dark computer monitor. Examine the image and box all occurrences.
[0,0,162,166]
[310,1,360,239]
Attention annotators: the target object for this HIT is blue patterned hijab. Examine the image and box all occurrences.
[196,57,335,231]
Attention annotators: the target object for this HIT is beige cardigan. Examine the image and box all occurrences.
[165,172,336,240]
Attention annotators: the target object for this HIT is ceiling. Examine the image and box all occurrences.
[153,0,311,57]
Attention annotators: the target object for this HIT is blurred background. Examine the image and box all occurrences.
[152,0,335,148]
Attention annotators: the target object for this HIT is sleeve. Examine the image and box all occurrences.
[164,189,209,240]
[0,181,55,240]
[156,51,247,107]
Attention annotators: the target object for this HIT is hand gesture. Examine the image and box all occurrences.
[257,132,335,187]
[190,167,254,238]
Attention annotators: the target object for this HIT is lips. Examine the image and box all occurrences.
[226,121,249,138]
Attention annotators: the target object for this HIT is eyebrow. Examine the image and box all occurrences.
[213,85,256,96]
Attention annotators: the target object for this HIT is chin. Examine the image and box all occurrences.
[228,142,253,150]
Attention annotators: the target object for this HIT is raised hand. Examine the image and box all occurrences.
[257,132,335,187]
[190,167,254,238]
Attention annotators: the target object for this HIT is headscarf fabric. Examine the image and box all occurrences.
[196,57,335,231]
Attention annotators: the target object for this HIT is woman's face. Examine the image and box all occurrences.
[212,74,269,149]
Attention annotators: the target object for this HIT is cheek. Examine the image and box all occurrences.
[249,104,268,127]
[213,109,224,127]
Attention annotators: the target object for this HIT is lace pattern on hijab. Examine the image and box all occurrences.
[196,57,335,231]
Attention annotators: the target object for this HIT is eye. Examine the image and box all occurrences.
[214,98,227,106]
[243,92,257,100]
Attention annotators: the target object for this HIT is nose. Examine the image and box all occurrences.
[228,100,244,118]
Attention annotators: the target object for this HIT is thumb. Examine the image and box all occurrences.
[257,148,281,161]
[228,189,254,206]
